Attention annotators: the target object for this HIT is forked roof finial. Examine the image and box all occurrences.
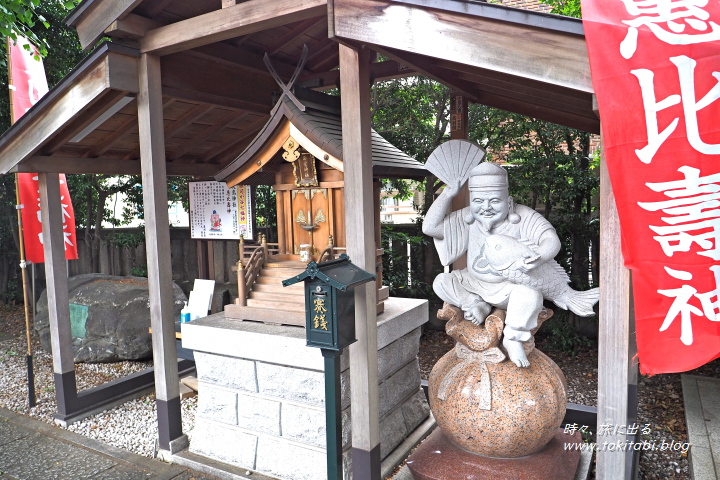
[263,44,308,114]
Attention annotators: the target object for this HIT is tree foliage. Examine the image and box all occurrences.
[65,174,190,272]
[380,225,433,298]
[371,76,450,201]
[0,0,78,64]
[371,77,452,297]
[540,0,582,18]
[0,0,51,59]
[254,185,277,242]
[371,75,599,329]
[372,76,450,162]
[500,116,599,290]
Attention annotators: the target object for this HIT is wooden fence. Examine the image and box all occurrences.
[18,227,266,308]
[8,224,439,312]
[380,223,440,300]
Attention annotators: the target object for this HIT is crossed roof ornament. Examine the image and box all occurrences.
[264,44,309,114]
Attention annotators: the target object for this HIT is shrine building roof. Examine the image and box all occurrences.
[214,92,428,187]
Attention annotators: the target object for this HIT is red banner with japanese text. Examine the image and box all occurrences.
[8,36,78,263]
[581,1,720,373]
[16,173,77,263]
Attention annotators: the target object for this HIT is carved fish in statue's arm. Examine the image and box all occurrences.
[483,234,599,317]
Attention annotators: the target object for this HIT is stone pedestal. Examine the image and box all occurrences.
[407,428,582,480]
[181,297,430,480]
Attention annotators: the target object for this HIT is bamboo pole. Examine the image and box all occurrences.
[7,36,36,407]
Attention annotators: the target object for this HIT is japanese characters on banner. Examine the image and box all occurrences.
[581,0,720,373]
[8,36,78,262]
[17,174,77,263]
[189,181,253,240]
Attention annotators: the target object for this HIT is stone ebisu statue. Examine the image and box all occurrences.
[422,140,600,368]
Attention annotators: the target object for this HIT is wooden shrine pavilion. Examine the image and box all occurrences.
[215,91,426,324]
[0,1,633,479]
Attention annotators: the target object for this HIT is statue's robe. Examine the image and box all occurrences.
[433,204,556,341]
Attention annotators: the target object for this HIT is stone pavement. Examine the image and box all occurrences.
[682,375,719,480]
[0,407,219,480]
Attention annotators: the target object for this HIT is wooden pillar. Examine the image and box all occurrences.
[449,91,468,139]
[137,52,186,455]
[373,180,382,289]
[339,43,380,480]
[276,189,287,254]
[596,150,637,479]
[38,173,78,416]
[283,190,293,254]
[449,91,469,270]
[197,240,209,279]
[207,240,215,280]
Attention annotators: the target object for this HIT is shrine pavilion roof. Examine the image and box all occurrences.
[0,0,597,178]
[214,93,428,186]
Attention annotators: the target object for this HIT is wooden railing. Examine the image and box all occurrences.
[236,234,270,306]
[236,234,384,305]
[318,235,344,263]
[318,236,384,289]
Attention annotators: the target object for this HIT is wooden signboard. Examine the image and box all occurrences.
[189,181,253,240]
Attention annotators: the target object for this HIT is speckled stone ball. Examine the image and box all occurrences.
[428,346,567,458]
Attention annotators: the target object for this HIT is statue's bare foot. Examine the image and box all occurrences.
[464,300,492,325]
[503,337,530,367]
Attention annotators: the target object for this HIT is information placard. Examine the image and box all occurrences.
[189,181,253,240]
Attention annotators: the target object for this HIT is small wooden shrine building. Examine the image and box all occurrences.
[215,91,427,323]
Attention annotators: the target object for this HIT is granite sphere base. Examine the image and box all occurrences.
[428,307,567,458]
[407,428,582,480]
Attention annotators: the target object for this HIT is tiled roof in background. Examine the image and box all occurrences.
[497,0,553,13]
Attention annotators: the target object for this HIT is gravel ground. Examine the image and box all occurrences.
[0,305,197,459]
[2,304,719,479]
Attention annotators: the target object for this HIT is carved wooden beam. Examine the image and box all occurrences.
[66,0,144,49]
[15,156,220,176]
[140,0,327,56]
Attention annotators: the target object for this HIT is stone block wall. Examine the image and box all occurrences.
[183,297,430,480]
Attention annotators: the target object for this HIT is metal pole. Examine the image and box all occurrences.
[322,348,343,480]
[7,37,36,408]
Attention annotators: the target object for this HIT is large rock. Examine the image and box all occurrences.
[35,274,187,363]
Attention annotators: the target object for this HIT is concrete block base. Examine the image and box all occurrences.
[182,297,430,480]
